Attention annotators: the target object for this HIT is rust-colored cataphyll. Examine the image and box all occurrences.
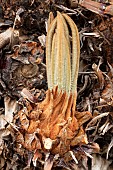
[15,11,92,159]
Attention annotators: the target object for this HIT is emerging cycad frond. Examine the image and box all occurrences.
[15,11,92,168]
[46,11,80,97]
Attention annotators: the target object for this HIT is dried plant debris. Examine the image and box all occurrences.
[0,28,14,49]
[1,0,113,170]
[7,11,100,170]
[0,40,46,97]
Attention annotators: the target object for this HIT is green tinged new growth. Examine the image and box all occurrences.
[46,11,80,97]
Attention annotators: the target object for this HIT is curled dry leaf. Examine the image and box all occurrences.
[0,27,19,49]
[21,64,39,78]
[106,137,113,159]
[92,63,105,90]
[102,84,113,101]
[21,88,36,103]
[0,97,17,156]
[101,63,113,104]
[4,96,17,123]
[0,129,10,155]
[0,96,17,129]
[92,154,111,170]
[0,28,13,49]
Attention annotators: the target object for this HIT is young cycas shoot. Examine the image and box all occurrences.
[15,11,92,168]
